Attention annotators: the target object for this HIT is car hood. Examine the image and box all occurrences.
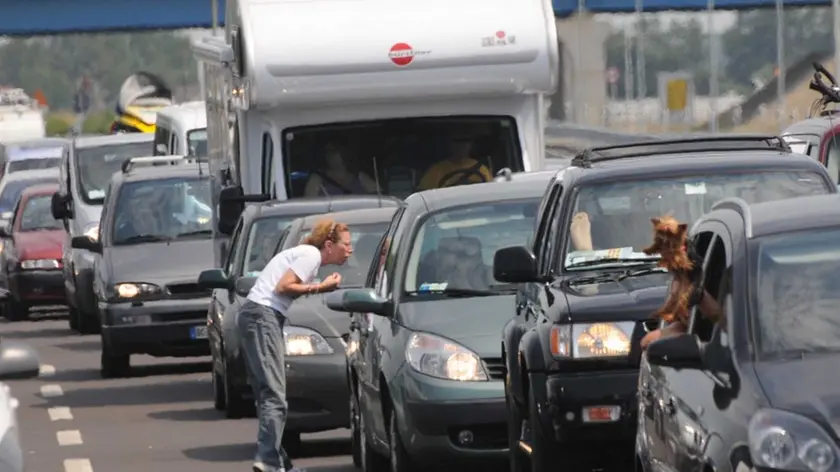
[560,271,671,322]
[283,293,351,339]
[398,295,516,359]
[107,239,215,283]
[754,356,840,432]
[14,230,64,261]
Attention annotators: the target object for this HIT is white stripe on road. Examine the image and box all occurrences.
[40,384,63,397]
[48,406,73,421]
[57,430,83,446]
[39,364,56,377]
[64,458,94,472]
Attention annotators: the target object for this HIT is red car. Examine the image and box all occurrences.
[0,183,66,320]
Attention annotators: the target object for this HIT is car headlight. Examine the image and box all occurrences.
[284,326,334,356]
[83,223,99,242]
[20,259,60,270]
[114,282,162,299]
[749,408,839,472]
[405,332,488,381]
[549,322,634,359]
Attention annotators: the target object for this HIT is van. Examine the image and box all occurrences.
[152,101,208,158]
[50,133,154,333]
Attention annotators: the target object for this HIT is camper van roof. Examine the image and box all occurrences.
[207,0,558,109]
[157,101,207,129]
[74,133,153,148]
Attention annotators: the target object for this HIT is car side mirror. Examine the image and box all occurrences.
[70,235,102,254]
[494,245,540,283]
[234,276,257,297]
[326,288,390,316]
[218,186,245,236]
[51,192,70,220]
[646,334,703,369]
[0,340,41,380]
[198,268,231,290]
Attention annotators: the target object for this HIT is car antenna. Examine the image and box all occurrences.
[372,156,383,208]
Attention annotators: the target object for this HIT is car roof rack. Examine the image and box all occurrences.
[571,135,791,168]
[121,155,206,173]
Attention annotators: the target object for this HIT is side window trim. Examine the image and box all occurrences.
[373,208,404,294]
[535,183,561,274]
[224,219,245,276]
[261,132,274,196]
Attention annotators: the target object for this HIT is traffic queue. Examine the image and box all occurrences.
[0,133,838,472]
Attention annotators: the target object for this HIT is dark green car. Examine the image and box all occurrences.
[326,174,554,471]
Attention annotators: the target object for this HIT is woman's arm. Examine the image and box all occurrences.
[275,269,325,296]
[640,321,686,349]
[304,174,323,197]
[698,290,723,322]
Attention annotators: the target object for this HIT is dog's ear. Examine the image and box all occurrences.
[677,223,688,235]
[650,217,661,227]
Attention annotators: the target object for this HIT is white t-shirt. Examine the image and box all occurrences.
[247,244,321,313]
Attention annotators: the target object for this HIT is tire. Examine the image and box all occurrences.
[212,368,226,411]
[100,341,130,379]
[507,389,528,472]
[527,381,556,472]
[5,298,29,322]
[68,304,79,331]
[388,414,412,472]
[282,431,302,458]
[223,358,255,418]
[77,298,100,334]
[350,386,362,468]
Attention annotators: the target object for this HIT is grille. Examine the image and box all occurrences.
[166,283,211,298]
[482,357,506,380]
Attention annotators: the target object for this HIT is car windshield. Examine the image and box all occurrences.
[19,195,63,231]
[112,177,212,245]
[76,142,152,205]
[8,158,60,173]
[0,177,56,214]
[187,129,207,158]
[564,171,830,270]
[242,216,303,275]
[405,198,539,293]
[294,222,390,287]
[753,227,840,358]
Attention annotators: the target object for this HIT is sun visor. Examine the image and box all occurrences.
[241,0,559,109]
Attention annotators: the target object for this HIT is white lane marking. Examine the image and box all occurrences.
[39,364,56,377]
[64,458,94,472]
[40,384,63,397]
[48,406,73,421]
[57,430,83,446]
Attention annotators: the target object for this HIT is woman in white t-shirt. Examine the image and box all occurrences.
[238,218,353,472]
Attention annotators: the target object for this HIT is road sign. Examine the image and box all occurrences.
[606,67,620,84]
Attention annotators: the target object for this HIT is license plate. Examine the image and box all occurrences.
[582,405,620,423]
[190,325,208,339]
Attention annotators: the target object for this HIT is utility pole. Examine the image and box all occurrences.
[707,0,718,132]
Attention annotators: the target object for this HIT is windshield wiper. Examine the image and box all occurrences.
[617,266,668,281]
[174,229,212,238]
[117,234,170,244]
[406,287,500,297]
[566,257,659,269]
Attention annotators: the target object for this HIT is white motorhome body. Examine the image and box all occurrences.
[152,101,208,158]
[193,0,558,203]
[0,89,46,145]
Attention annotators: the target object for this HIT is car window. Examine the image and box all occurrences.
[0,177,57,215]
[76,142,152,205]
[404,198,539,293]
[112,177,212,245]
[242,215,302,275]
[19,195,63,232]
[188,129,208,158]
[753,226,840,358]
[8,158,61,173]
[563,171,830,270]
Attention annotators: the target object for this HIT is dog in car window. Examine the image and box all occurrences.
[642,216,701,324]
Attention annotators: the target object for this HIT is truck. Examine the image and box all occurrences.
[192,0,560,265]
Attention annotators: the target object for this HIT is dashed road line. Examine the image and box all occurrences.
[48,406,74,421]
[57,430,83,446]
[64,458,94,472]
[40,384,63,397]
[39,364,56,377]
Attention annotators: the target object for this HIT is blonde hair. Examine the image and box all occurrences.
[303,218,349,249]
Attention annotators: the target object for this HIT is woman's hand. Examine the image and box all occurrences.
[319,273,342,292]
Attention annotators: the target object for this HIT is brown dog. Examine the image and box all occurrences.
[642,216,694,324]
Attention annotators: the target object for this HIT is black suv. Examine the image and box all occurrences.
[71,156,216,378]
[492,136,836,472]
[639,194,840,472]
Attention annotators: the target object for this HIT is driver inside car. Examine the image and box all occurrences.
[418,135,492,190]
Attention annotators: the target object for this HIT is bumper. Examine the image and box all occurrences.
[395,365,508,463]
[100,298,211,357]
[542,369,639,447]
[229,337,349,433]
[9,269,66,305]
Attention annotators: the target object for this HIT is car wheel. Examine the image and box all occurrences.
[507,389,528,472]
[282,431,302,457]
[212,367,226,411]
[5,298,29,322]
[77,297,100,334]
[527,382,556,472]
[100,343,130,379]
[359,396,388,472]
[350,387,362,467]
[223,358,254,418]
[388,414,412,472]
[68,304,79,331]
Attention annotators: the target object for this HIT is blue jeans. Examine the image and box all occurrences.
[237,300,294,471]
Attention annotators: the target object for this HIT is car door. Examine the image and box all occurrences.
[213,218,244,359]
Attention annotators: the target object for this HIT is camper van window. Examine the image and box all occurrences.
[282,116,521,199]
[76,142,153,205]
[826,141,840,184]
[153,127,171,156]
[187,129,208,158]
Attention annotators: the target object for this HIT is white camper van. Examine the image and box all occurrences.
[152,101,208,158]
[193,0,559,245]
[0,89,46,145]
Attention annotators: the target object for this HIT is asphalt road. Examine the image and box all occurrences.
[2,310,355,472]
